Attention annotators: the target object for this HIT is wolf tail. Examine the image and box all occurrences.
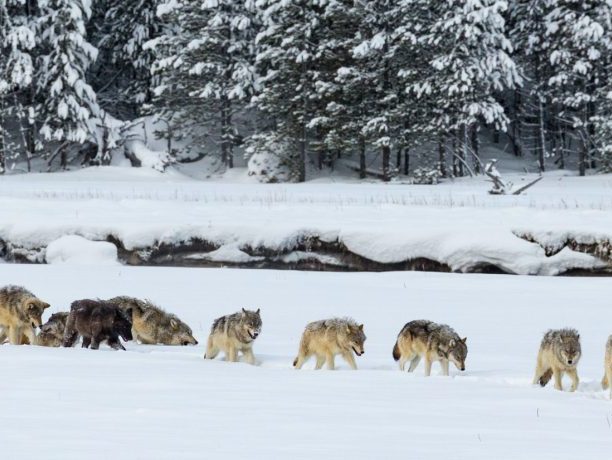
[392,340,400,361]
[538,368,553,387]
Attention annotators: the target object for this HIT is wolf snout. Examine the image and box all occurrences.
[460,366,465,371]
[567,360,573,365]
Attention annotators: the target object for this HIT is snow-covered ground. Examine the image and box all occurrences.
[1,167,611,274]
[1,264,611,459]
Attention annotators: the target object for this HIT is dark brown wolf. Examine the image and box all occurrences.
[62,299,133,350]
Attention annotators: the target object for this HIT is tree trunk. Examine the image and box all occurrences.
[454,133,461,177]
[588,100,596,169]
[396,146,402,171]
[438,137,446,177]
[359,136,366,179]
[537,97,546,172]
[60,146,67,169]
[382,144,391,182]
[0,127,5,175]
[512,90,522,157]
[403,148,409,176]
[470,125,480,174]
[220,96,232,168]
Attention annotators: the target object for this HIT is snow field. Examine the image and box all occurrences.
[1,264,612,459]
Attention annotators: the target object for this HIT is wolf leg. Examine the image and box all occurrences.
[424,356,433,377]
[8,326,22,345]
[108,335,126,351]
[23,327,36,346]
[326,352,336,370]
[408,356,421,372]
[243,347,256,365]
[341,351,357,370]
[90,338,101,350]
[398,355,408,371]
[227,345,238,362]
[441,359,450,376]
[62,312,79,347]
[567,368,579,392]
[82,337,91,348]
[552,368,563,391]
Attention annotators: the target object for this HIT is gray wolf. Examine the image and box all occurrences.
[392,319,467,376]
[109,296,198,345]
[204,308,261,364]
[293,318,366,370]
[532,328,581,391]
[601,335,612,399]
[62,299,133,350]
[0,285,50,345]
[37,312,70,347]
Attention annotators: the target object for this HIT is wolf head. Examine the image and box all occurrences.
[556,333,581,367]
[37,312,68,347]
[240,308,262,341]
[168,316,198,346]
[114,308,133,342]
[446,337,468,371]
[25,298,50,329]
[346,323,366,356]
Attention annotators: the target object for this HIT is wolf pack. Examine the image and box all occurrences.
[1,284,611,397]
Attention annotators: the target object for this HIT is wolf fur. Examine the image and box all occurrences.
[293,318,366,370]
[62,299,133,350]
[392,320,467,376]
[601,335,612,399]
[0,285,50,345]
[36,312,70,347]
[204,308,262,364]
[109,296,198,346]
[532,328,581,392]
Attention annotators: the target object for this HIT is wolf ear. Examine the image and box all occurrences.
[256,308,260,315]
[242,308,247,315]
[449,339,456,347]
[359,324,364,331]
[462,337,467,343]
[170,318,178,330]
[43,302,51,310]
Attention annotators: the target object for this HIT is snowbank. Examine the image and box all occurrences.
[45,235,119,265]
[0,171,611,275]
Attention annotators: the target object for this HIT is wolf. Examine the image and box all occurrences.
[204,308,261,364]
[392,320,467,376]
[532,328,581,392]
[601,335,612,399]
[293,318,366,370]
[36,312,71,347]
[0,285,50,345]
[109,296,198,346]
[62,299,133,350]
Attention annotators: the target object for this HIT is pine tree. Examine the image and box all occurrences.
[0,0,39,172]
[37,0,99,167]
[150,0,257,167]
[544,0,611,175]
[94,0,164,117]
[254,0,327,182]
[402,0,521,175]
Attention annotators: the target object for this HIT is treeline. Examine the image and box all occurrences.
[0,0,611,180]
